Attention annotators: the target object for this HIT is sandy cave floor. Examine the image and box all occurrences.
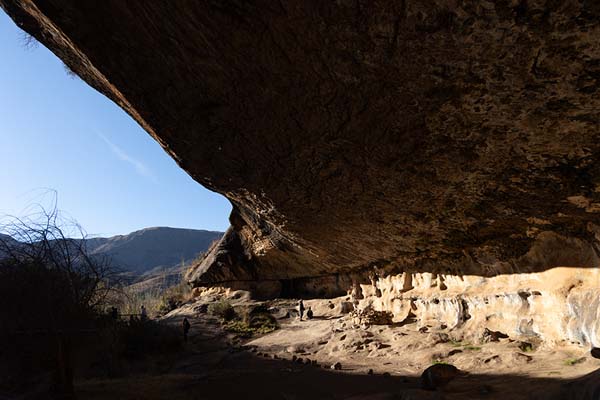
[76,292,600,400]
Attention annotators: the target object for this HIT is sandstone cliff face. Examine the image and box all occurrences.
[2,1,600,304]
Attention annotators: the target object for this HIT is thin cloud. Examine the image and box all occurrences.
[96,131,157,183]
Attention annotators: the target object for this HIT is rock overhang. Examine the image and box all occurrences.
[2,0,600,298]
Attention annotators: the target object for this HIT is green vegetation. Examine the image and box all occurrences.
[113,270,192,318]
[209,300,237,321]
[464,345,482,351]
[211,302,278,338]
[519,342,534,352]
[564,357,586,366]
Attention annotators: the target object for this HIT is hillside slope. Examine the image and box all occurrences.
[87,227,222,276]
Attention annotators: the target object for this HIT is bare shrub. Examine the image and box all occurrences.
[0,201,117,399]
[208,300,236,321]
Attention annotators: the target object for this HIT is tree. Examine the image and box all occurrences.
[0,202,115,399]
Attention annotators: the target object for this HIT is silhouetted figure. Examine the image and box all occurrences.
[110,307,118,320]
[182,317,191,342]
[297,300,305,320]
[129,314,136,324]
[140,305,147,321]
[306,307,313,320]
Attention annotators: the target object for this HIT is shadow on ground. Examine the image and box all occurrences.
[74,314,600,400]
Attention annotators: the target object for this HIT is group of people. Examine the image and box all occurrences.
[297,299,313,321]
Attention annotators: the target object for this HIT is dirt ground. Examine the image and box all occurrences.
[75,291,600,400]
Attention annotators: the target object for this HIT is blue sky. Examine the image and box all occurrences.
[0,11,231,237]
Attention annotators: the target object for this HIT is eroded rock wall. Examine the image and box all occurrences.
[359,266,600,347]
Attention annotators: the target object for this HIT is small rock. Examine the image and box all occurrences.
[257,352,263,357]
[419,327,428,333]
[340,334,347,341]
[368,369,374,375]
[591,347,600,359]
[340,301,355,314]
[447,349,463,357]
[292,355,297,361]
[296,357,304,364]
[382,372,391,378]
[512,352,533,363]
[430,333,449,344]
[272,354,279,360]
[482,328,509,343]
[420,364,463,391]
[484,355,501,364]
[518,341,534,352]
[331,362,342,370]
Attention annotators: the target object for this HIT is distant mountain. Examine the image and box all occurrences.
[0,227,222,277]
[86,227,222,276]
[0,234,18,257]
[0,233,17,245]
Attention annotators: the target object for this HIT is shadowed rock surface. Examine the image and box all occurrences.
[2,1,600,297]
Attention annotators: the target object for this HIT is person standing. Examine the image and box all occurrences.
[140,305,148,321]
[297,299,305,321]
[182,317,191,342]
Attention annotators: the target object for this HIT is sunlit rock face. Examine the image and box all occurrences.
[361,267,600,347]
[3,1,600,307]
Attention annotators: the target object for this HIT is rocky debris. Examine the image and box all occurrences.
[351,307,393,326]
[331,362,342,371]
[269,307,292,320]
[482,328,509,343]
[420,364,463,391]
[511,352,533,364]
[518,342,535,352]
[430,333,450,344]
[447,349,463,357]
[367,369,374,375]
[287,346,304,354]
[340,302,355,314]
[484,355,502,364]
[591,348,600,359]
[194,304,209,314]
